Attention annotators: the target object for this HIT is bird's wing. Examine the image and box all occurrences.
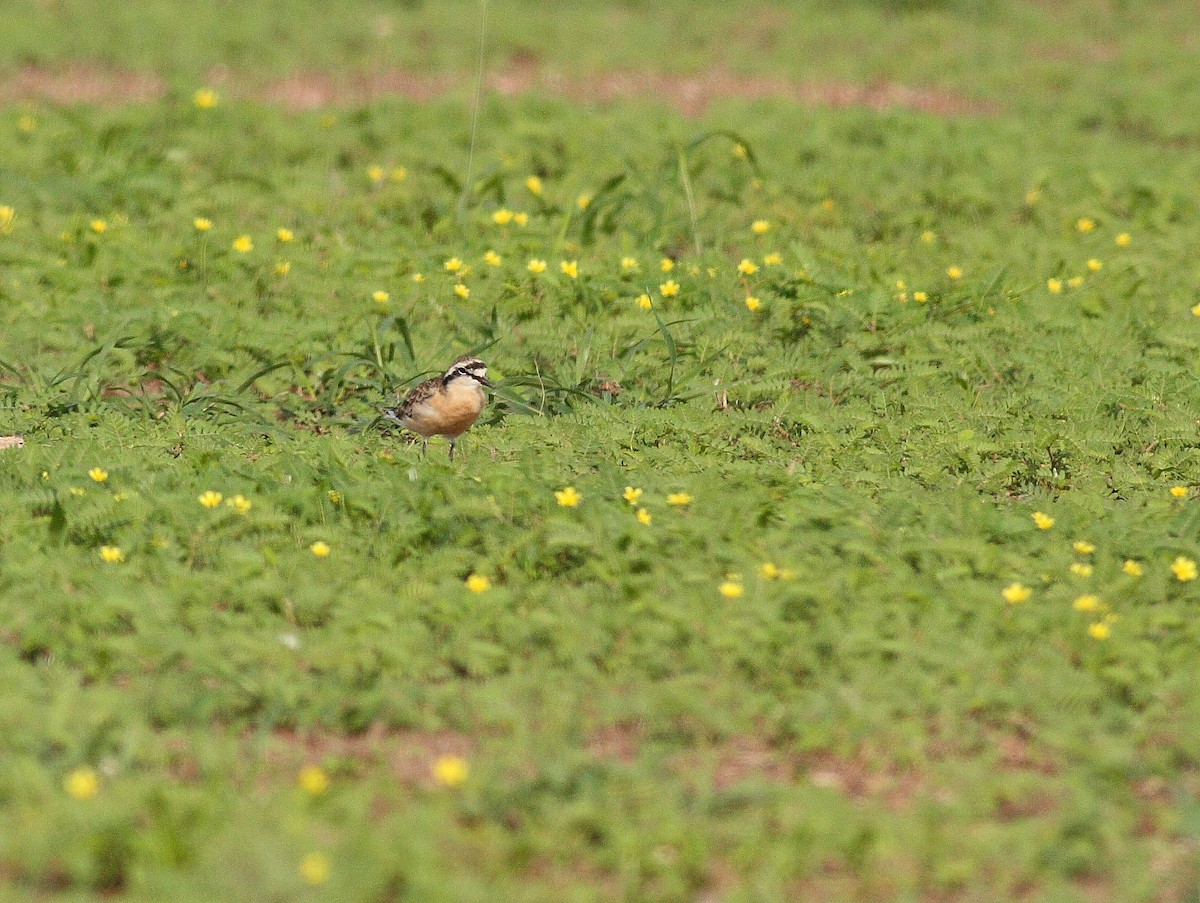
[395,378,441,419]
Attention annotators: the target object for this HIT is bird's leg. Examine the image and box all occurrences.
[421,437,429,457]
[449,439,456,462]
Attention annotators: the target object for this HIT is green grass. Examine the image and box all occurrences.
[3,2,1200,901]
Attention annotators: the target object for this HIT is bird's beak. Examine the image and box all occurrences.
[479,376,494,389]
[381,408,401,424]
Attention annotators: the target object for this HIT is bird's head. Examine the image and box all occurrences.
[442,356,492,389]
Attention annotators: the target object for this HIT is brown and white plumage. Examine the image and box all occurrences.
[383,356,492,460]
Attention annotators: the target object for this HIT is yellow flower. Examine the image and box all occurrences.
[274,261,291,277]
[660,258,675,272]
[733,143,748,159]
[763,252,782,266]
[737,258,759,276]
[1076,217,1096,233]
[576,193,592,209]
[1087,621,1111,640]
[1032,511,1055,530]
[745,296,762,312]
[635,508,652,526]
[1192,304,1200,318]
[760,562,780,579]
[1115,232,1131,247]
[232,235,253,254]
[276,227,294,242]
[821,198,835,211]
[1047,278,1063,294]
[1073,541,1095,555]
[527,258,547,274]
[17,114,36,133]
[193,88,219,109]
[484,250,502,266]
[636,293,652,310]
[299,852,330,885]
[367,164,384,183]
[560,260,578,279]
[1073,594,1101,612]
[525,175,543,195]
[298,765,329,796]
[920,230,936,244]
[492,208,514,225]
[513,212,529,227]
[1025,189,1041,206]
[88,467,108,483]
[227,494,252,514]
[1070,562,1093,577]
[751,219,770,235]
[719,580,744,599]
[444,257,463,273]
[90,219,107,234]
[620,256,640,271]
[412,273,425,283]
[667,492,692,506]
[659,280,680,297]
[198,490,223,508]
[372,290,390,303]
[1171,556,1197,581]
[453,284,470,299]
[193,217,213,232]
[1170,485,1189,498]
[1123,559,1143,577]
[64,766,100,799]
[623,486,643,505]
[555,486,581,507]
[327,490,342,504]
[1087,258,1103,272]
[0,205,14,236]
[391,166,408,182]
[466,574,492,593]
[1067,276,1084,288]
[947,266,963,280]
[432,755,468,787]
[913,291,928,303]
[310,541,331,558]
[1001,582,1031,604]
[99,546,125,563]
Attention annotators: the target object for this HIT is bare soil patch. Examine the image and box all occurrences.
[265,724,473,786]
[1,62,993,116]
[0,64,163,105]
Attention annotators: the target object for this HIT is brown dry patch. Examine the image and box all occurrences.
[0,64,163,105]
[258,70,456,109]
[260,67,993,117]
[989,727,1061,777]
[522,854,622,901]
[667,734,795,791]
[265,724,473,786]
[585,721,644,764]
[1,61,992,117]
[802,748,927,811]
[710,735,795,790]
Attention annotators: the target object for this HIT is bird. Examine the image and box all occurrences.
[382,356,492,461]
